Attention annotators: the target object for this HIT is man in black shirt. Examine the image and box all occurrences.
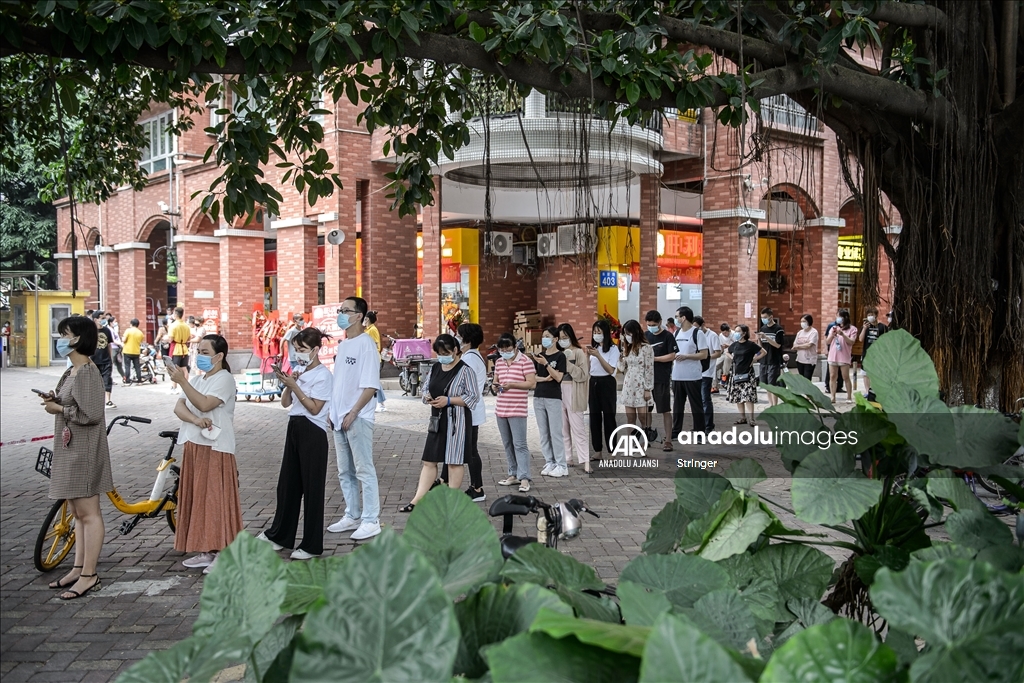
[758,307,785,407]
[645,310,679,451]
[858,305,888,399]
[91,311,115,408]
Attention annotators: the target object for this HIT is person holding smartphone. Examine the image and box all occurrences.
[257,328,333,560]
[533,327,568,479]
[493,333,537,493]
[586,319,619,455]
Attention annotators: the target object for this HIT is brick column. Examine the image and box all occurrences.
[323,216,358,305]
[803,218,842,355]
[273,218,318,316]
[535,258,596,342]
[112,244,149,325]
[362,164,418,336]
[421,178,442,338]
[639,173,660,317]
[175,236,221,328]
[214,228,267,352]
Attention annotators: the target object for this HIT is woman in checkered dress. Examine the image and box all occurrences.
[40,316,112,600]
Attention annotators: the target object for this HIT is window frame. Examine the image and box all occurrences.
[139,111,176,174]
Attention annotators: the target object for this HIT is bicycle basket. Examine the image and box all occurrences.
[36,446,53,479]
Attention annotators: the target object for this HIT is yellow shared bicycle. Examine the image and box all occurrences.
[33,415,180,572]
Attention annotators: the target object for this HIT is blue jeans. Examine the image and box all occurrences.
[534,397,566,468]
[333,418,379,525]
[376,386,386,405]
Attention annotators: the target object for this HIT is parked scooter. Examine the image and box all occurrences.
[488,494,600,559]
[483,344,499,396]
[391,331,429,397]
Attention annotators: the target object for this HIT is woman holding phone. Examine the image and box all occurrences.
[39,315,111,599]
[585,319,619,455]
[166,335,241,575]
[258,328,333,559]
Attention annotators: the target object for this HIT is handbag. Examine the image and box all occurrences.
[426,365,458,433]
[733,371,752,383]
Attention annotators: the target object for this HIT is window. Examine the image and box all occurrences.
[759,95,819,133]
[310,78,327,124]
[139,112,176,174]
[234,87,277,134]
[208,76,225,134]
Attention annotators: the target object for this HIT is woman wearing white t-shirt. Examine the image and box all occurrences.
[259,328,333,560]
[166,335,241,575]
[585,319,620,456]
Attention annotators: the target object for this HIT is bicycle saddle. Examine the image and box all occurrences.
[158,430,179,440]
[488,495,537,517]
[499,535,537,559]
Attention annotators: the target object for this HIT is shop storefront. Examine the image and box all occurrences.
[417,228,479,333]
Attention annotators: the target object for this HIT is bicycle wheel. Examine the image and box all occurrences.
[164,464,180,532]
[34,499,76,572]
[977,452,1024,498]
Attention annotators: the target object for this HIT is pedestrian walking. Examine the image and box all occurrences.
[644,311,678,451]
[259,328,333,559]
[586,319,619,455]
[726,324,765,425]
[758,308,785,408]
[493,333,537,493]
[671,306,707,437]
[441,323,488,500]
[695,316,721,431]
[40,316,111,599]
[617,320,655,431]
[106,314,128,384]
[399,334,480,511]
[326,297,382,541]
[793,314,819,380]
[532,327,568,478]
[91,312,116,408]
[168,307,192,393]
[714,323,733,391]
[557,323,590,471]
[166,334,242,575]
[826,309,858,404]
[121,318,146,383]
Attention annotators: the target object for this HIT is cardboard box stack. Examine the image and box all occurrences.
[512,310,543,354]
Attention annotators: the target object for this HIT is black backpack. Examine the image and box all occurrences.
[692,328,711,372]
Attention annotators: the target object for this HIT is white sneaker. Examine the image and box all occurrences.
[202,555,218,574]
[290,548,319,560]
[327,516,361,533]
[378,403,387,412]
[256,532,284,551]
[351,521,381,541]
[183,552,216,568]
[549,466,569,478]
[540,463,555,476]
[375,403,383,412]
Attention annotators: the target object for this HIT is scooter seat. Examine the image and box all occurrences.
[488,495,533,517]
[499,535,537,559]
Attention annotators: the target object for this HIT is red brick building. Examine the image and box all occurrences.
[55,76,896,365]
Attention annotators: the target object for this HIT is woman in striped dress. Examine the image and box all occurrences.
[399,334,480,512]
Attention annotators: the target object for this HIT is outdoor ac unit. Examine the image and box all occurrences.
[557,224,597,255]
[512,243,536,266]
[537,233,558,258]
[488,231,514,257]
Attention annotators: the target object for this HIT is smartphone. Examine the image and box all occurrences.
[271,363,283,374]
[31,388,50,396]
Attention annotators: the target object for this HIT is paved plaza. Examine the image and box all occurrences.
[1,364,825,681]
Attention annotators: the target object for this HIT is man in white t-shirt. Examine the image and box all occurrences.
[695,316,722,432]
[326,297,382,541]
[671,306,707,437]
[715,323,733,391]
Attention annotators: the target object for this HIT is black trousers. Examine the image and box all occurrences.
[797,362,815,380]
[124,354,142,382]
[266,416,328,555]
[589,375,617,452]
[672,379,706,437]
[700,376,715,430]
[441,425,482,489]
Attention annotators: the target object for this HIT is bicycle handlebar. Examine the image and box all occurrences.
[128,416,152,424]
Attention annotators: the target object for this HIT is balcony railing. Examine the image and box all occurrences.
[759,95,820,133]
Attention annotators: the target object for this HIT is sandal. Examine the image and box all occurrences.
[662,439,673,451]
[49,565,82,589]
[398,503,415,513]
[733,418,747,425]
[59,574,101,600]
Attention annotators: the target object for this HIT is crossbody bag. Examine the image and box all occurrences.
[427,365,459,433]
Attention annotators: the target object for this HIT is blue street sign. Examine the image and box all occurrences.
[599,270,618,288]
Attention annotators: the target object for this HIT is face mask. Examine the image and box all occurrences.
[541,337,553,349]
[624,334,633,344]
[800,321,809,329]
[731,332,742,341]
[558,339,570,349]
[647,325,659,334]
[437,355,454,365]
[56,337,77,358]
[836,317,844,325]
[336,313,352,329]
[760,317,769,326]
[592,333,604,344]
[294,351,311,365]
[100,319,108,327]
[867,315,876,324]
[196,354,215,372]
[500,351,515,360]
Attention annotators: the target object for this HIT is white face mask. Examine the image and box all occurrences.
[558,339,570,349]
[800,321,809,329]
[593,333,604,344]
[294,351,311,364]
[867,315,876,324]
[624,334,633,344]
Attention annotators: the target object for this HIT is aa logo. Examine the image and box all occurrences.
[609,424,649,458]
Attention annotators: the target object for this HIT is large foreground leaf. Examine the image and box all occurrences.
[746,544,836,622]
[761,618,899,683]
[530,608,650,657]
[639,613,752,683]
[501,542,604,592]
[619,553,730,609]
[935,406,1021,469]
[403,485,504,598]
[616,580,671,627]
[724,458,767,492]
[791,448,883,525]
[641,500,691,555]
[280,556,346,614]
[292,529,459,682]
[453,583,571,679]
[871,559,1024,683]
[945,509,1014,551]
[486,631,640,683]
[759,404,830,471]
[673,468,733,518]
[118,633,252,683]
[697,503,771,561]
[882,384,955,458]
[678,588,759,653]
[780,371,835,412]
[245,615,303,683]
[862,329,939,404]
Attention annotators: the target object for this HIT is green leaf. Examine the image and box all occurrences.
[747,544,836,622]
[485,632,641,683]
[926,471,987,513]
[853,546,910,586]
[453,583,571,679]
[292,529,459,682]
[530,608,650,658]
[552,587,621,623]
[724,458,767,491]
[761,619,899,683]
[697,503,771,561]
[871,559,1024,683]
[616,580,671,627]
[619,553,730,610]
[780,372,835,412]
[862,329,940,404]
[975,544,1024,573]
[763,383,818,411]
[642,500,692,555]
[833,409,893,456]
[501,543,604,593]
[245,615,302,683]
[945,509,1014,551]
[759,404,829,471]
[679,589,760,652]
[673,468,732,518]
[791,448,883,525]
[468,21,486,43]
[911,542,976,563]
[680,489,742,551]
[625,81,641,105]
[639,613,752,683]
[935,406,1021,469]
[193,532,288,644]
[403,485,504,598]
[281,556,345,614]
[882,384,955,457]
[884,627,920,669]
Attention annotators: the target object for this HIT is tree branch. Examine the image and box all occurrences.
[862,1,948,31]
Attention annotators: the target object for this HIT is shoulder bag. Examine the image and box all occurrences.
[427,365,459,433]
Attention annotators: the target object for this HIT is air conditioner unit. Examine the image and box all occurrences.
[557,224,597,255]
[537,234,558,258]
[512,243,536,266]
[488,231,514,257]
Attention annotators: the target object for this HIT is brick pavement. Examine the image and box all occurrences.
[1,365,834,681]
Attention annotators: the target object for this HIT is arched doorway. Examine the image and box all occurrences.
[757,185,819,329]
[138,217,172,341]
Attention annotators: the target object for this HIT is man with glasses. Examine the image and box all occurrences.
[326,297,382,541]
